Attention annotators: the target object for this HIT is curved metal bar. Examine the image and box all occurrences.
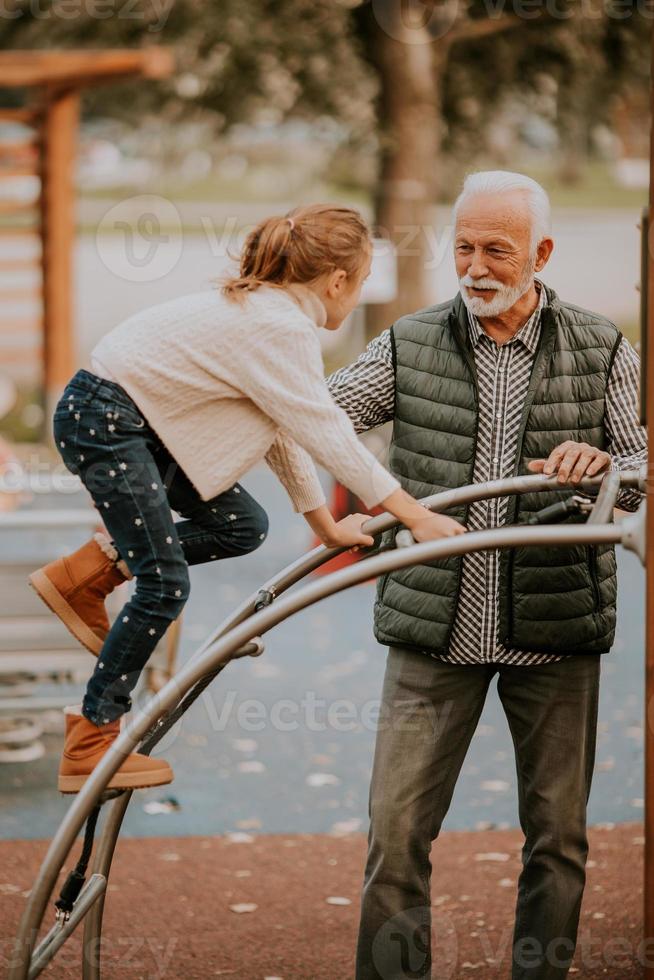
[82,801,129,980]
[623,502,647,567]
[184,472,634,669]
[83,470,635,966]
[19,470,643,978]
[28,876,106,979]
[586,470,622,525]
[10,518,626,980]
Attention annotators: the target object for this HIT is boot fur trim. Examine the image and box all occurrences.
[93,532,134,581]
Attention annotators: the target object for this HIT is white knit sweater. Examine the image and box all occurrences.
[89,283,400,513]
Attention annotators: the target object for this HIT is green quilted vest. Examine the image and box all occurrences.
[374,284,622,657]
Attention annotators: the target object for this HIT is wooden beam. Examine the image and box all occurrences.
[0,317,42,330]
[0,107,40,124]
[39,87,78,418]
[0,285,42,300]
[0,200,39,214]
[0,48,173,88]
[0,257,41,271]
[0,166,39,178]
[0,226,40,239]
[0,139,39,154]
[0,346,43,365]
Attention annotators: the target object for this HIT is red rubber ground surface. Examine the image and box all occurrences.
[0,824,646,979]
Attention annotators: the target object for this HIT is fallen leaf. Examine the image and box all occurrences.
[233,739,258,752]
[237,760,266,774]
[330,818,361,836]
[306,773,340,788]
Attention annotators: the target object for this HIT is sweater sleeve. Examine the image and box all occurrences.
[264,431,327,514]
[226,319,400,509]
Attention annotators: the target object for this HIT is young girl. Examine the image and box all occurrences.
[32,204,464,793]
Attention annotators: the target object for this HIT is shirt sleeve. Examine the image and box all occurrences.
[264,431,327,514]
[605,337,647,512]
[327,330,395,433]
[228,320,400,510]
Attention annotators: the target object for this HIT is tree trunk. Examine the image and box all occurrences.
[364,3,444,342]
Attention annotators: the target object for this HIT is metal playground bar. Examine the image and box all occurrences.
[7,468,647,979]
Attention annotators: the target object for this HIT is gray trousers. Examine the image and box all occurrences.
[355,646,601,980]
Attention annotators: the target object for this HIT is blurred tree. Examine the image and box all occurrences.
[353,0,532,330]
[1,0,648,332]
[355,0,650,332]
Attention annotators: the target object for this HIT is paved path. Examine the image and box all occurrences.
[0,464,645,840]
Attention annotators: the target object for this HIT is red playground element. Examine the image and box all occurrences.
[312,481,383,575]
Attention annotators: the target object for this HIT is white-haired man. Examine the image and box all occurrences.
[327,171,647,979]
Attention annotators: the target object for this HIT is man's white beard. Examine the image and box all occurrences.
[459,257,537,318]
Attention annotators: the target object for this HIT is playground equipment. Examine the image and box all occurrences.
[8,468,646,979]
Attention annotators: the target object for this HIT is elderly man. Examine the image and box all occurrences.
[327,171,647,980]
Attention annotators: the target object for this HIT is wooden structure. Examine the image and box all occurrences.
[0,49,173,425]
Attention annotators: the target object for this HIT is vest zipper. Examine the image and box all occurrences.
[588,545,602,611]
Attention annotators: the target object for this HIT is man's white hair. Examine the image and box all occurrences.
[453,170,551,252]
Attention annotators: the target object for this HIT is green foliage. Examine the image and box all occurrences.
[0,0,649,172]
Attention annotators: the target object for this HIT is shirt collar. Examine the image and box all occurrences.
[467,279,545,354]
[284,282,328,328]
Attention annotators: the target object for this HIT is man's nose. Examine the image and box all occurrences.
[468,249,489,278]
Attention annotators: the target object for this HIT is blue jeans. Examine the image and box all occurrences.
[356,647,601,980]
[53,369,269,725]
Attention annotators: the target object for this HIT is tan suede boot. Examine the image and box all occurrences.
[28,533,133,655]
[58,706,173,793]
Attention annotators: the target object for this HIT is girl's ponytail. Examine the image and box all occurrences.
[221,204,370,302]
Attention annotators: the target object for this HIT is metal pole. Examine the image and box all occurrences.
[184,471,641,671]
[9,519,628,979]
[586,470,621,525]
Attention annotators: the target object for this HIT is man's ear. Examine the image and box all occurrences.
[535,237,554,272]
